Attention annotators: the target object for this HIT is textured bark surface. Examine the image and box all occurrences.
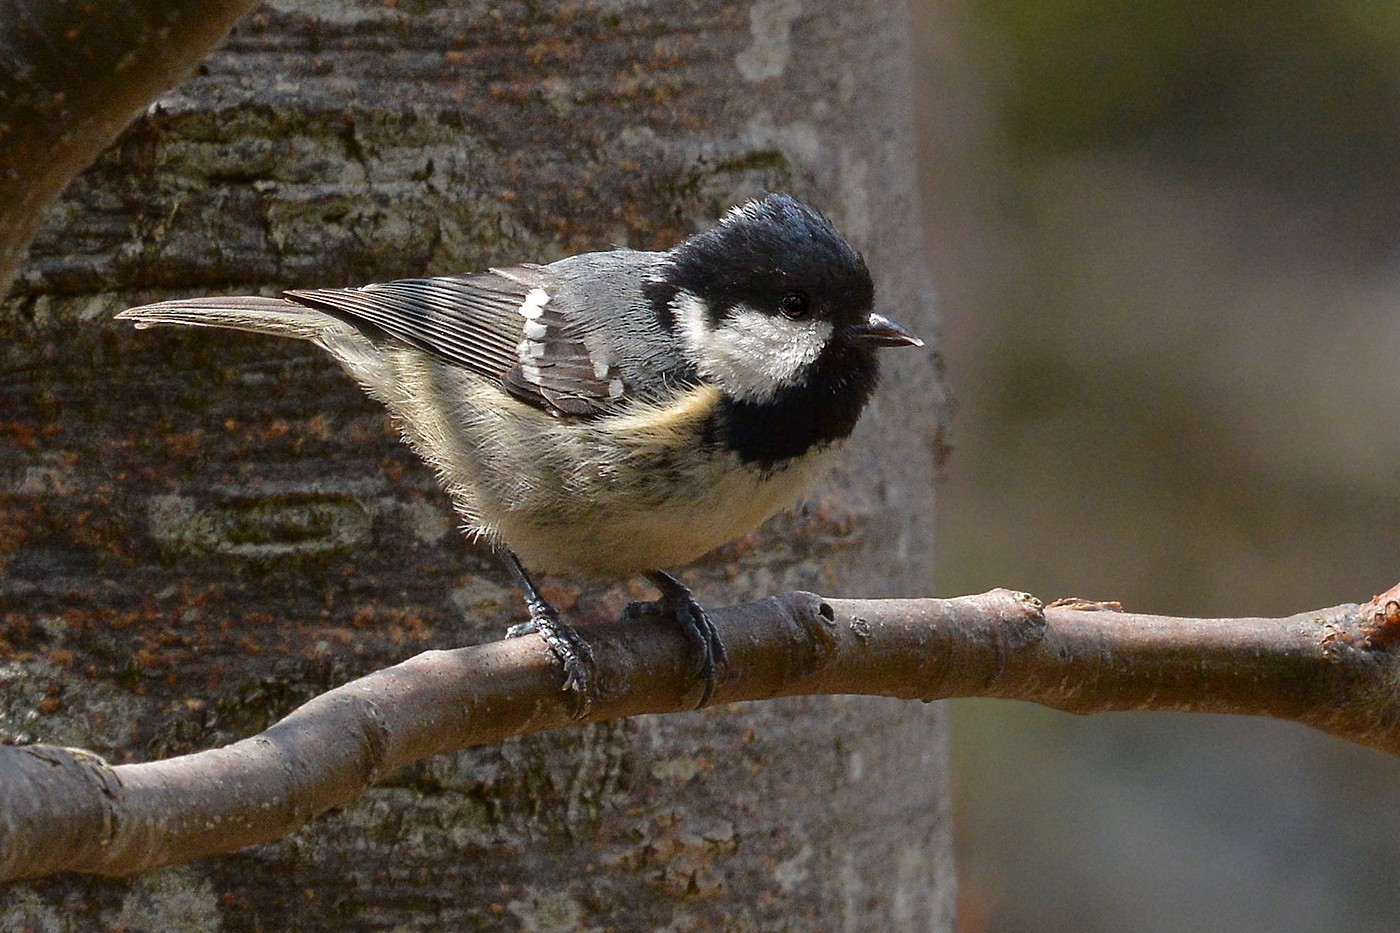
[0,0,259,292]
[0,0,950,929]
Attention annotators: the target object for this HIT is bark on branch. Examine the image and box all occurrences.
[4,583,1399,882]
[0,0,258,292]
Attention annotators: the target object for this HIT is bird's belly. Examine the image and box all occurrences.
[502,446,839,577]
[378,369,840,578]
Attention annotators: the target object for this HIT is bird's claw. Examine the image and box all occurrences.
[630,571,729,709]
[505,620,537,639]
[518,600,596,718]
[675,595,727,707]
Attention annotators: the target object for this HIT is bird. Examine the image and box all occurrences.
[118,193,922,714]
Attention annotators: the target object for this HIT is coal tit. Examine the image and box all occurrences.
[118,193,922,712]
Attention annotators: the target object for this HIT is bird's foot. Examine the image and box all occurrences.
[506,600,596,717]
[627,571,729,709]
[500,550,596,718]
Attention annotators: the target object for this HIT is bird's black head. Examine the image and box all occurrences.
[649,193,921,464]
[663,193,873,331]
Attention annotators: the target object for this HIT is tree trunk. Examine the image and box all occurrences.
[0,1,950,928]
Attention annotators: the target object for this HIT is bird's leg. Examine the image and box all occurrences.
[500,549,595,717]
[627,570,728,709]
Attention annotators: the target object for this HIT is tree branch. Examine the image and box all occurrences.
[3,584,1399,881]
[0,0,258,293]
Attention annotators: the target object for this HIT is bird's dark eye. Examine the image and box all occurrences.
[777,291,811,320]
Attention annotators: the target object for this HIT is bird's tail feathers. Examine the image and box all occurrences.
[116,295,330,341]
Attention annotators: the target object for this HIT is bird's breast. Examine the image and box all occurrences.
[503,441,841,577]
[495,383,842,576]
[384,370,845,578]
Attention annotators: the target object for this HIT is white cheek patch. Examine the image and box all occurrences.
[674,290,833,403]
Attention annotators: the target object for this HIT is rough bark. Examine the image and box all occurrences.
[0,0,259,292]
[0,0,949,929]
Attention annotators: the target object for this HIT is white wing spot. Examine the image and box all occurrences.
[519,288,550,320]
[523,319,548,339]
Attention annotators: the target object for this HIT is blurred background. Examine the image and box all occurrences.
[908,2,1400,930]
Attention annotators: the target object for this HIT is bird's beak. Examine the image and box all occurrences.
[846,312,923,348]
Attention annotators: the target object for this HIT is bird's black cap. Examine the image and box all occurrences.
[659,193,875,328]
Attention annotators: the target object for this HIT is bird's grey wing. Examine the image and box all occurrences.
[286,266,628,417]
[286,272,530,384]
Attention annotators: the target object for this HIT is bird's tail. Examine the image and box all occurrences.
[116,295,331,341]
